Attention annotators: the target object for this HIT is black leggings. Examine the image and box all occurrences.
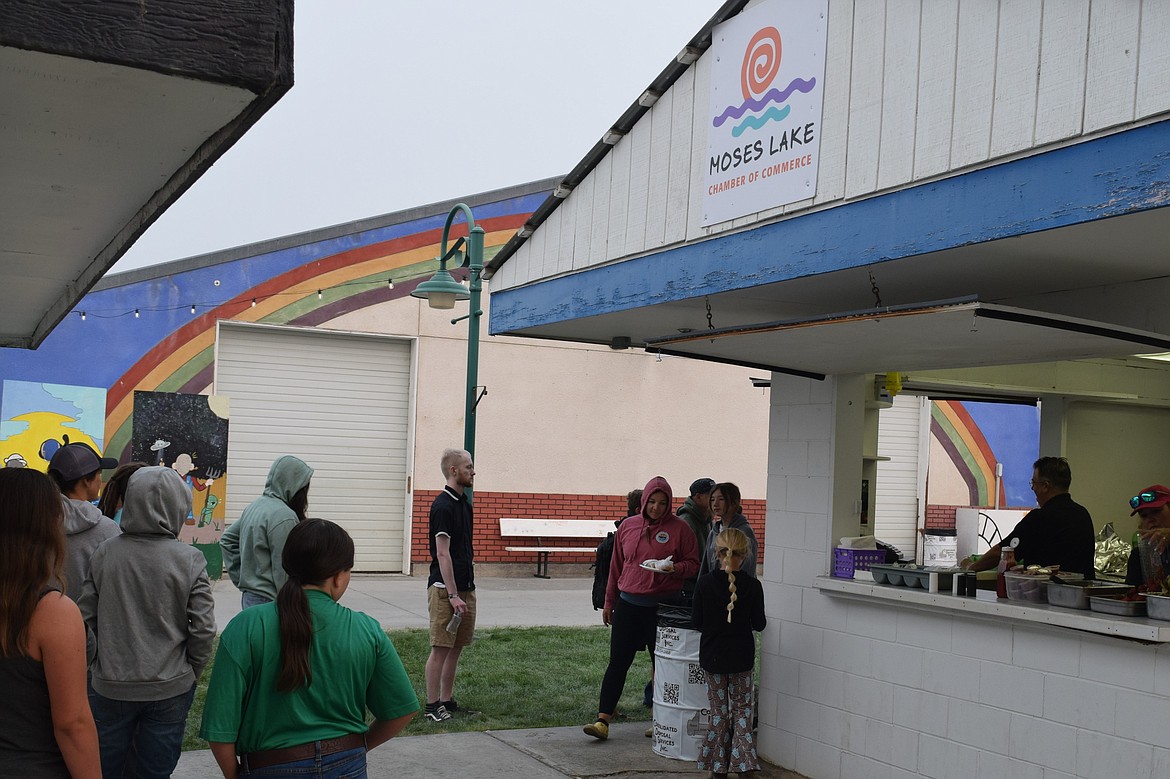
[598,597,658,716]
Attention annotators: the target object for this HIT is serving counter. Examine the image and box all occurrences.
[815,575,1170,643]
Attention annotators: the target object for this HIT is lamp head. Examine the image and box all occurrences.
[410,269,470,310]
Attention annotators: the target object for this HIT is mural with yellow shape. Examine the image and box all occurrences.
[0,380,107,472]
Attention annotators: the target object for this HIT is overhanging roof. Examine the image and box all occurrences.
[0,0,293,349]
[644,299,1170,379]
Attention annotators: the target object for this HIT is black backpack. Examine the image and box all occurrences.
[590,531,616,610]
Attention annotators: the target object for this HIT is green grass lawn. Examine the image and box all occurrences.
[183,626,655,750]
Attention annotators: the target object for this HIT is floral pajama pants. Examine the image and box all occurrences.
[698,669,758,775]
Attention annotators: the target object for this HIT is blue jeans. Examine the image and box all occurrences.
[89,685,195,779]
[242,746,367,778]
[242,590,273,609]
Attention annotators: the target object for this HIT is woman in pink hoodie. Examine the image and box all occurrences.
[584,476,699,740]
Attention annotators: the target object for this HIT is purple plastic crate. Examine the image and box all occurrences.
[833,548,886,578]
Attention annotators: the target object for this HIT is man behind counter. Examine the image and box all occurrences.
[962,457,1095,576]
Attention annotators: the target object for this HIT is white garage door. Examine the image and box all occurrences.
[875,393,927,560]
[215,322,414,572]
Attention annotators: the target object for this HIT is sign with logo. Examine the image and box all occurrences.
[703,0,828,226]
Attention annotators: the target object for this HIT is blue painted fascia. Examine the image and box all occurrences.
[489,119,1170,334]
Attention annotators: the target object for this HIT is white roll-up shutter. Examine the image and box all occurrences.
[875,393,925,559]
[215,322,413,572]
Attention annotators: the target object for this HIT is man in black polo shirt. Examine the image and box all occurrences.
[964,456,1095,576]
[424,448,476,723]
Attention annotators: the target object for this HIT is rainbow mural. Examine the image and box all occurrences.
[930,400,1040,508]
[0,188,544,461]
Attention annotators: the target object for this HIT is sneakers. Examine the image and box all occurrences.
[424,703,452,723]
[442,699,479,716]
[644,726,653,738]
[583,720,609,740]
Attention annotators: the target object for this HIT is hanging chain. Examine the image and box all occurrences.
[868,271,883,308]
[705,296,715,331]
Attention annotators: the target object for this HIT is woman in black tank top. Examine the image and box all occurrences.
[0,468,100,777]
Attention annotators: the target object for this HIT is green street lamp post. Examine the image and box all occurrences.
[411,203,485,461]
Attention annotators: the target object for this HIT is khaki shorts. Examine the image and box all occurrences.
[428,586,476,648]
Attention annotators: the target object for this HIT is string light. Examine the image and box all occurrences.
[73,273,420,322]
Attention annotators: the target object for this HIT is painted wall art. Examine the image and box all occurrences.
[131,390,230,545]
[0,380,108,471]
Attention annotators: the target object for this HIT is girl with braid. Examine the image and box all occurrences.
[691,527,766,777]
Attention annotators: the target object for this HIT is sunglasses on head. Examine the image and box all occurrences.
[1130,491,1165,510]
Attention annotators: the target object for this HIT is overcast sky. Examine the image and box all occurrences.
[113,1,719,272]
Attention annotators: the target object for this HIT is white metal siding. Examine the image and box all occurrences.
[498,0,1170,291]
[875,393,924,559]
[215,323,412,572]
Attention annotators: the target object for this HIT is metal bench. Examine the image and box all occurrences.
[500,517,616,578]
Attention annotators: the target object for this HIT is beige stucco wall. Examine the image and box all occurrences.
[323,287,770,498]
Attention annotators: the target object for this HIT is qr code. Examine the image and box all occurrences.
[687,663,705,685]
[663,682,681,705]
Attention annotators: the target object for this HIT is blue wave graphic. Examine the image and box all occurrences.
[713,77,818,127]
[730,105,791,137]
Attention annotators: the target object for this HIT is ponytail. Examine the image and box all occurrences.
[275,518,355,692]
[726,569,737,623]
[275,578,313,691]
[714,527,750,624]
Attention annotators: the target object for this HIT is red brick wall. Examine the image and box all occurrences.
[410,490,766,567]
[925,504,960,531]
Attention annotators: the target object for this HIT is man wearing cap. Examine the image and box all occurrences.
[963,456,1095,576]
[677,478,715,593]
[1125,485,1170,588]
[47,442,121,601]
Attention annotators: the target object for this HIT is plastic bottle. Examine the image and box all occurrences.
[996,540,1018,599]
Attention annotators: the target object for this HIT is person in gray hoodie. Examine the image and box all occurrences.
[221,454,313,608]
[78,466,216,779]
[47,442,120,602]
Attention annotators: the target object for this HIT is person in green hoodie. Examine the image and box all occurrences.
[221,455,314,609]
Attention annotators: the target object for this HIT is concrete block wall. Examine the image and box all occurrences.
[758,373,837,772]
[759,373,1170,778]
[771,602,1170,778]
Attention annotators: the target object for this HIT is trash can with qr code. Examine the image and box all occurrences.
[651,604,709,761]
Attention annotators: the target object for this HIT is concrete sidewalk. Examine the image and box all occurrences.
[208,572,604,632]
[177,575,804,779]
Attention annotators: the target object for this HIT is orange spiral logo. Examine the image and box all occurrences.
[741,26,782,102]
